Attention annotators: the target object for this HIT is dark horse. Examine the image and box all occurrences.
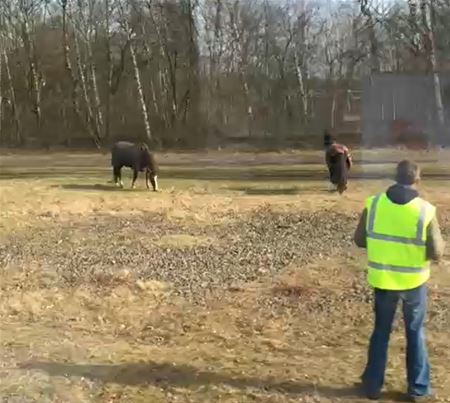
[111,141,159,191]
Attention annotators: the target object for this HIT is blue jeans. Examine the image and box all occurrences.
[361,284,430,397]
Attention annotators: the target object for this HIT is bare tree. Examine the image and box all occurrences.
[0,0,448,148]
[104,0,114,140]
[80,0,104,136]
[421,0,445,143]
[141,10,162,120]
[74,25,99,145]
[2,49,21,144]
[16,0,44,130]
[200,0,225,126]
[227,0,256,137]
[0,38,3,141]
[291,1,324,125]
[120,0,153,143]
[61,0,90,144]
[0,3,22,145]
[69,0,104,144]
[359,0,381,73]
[147,1,179,128]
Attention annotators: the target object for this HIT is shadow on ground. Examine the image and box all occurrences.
[57,184,120,192]
[20,360,410,402]
[59,184,330,195]
[55,184,153,192]
[229,187,321,195]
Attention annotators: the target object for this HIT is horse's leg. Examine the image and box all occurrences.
[131,168,138,189]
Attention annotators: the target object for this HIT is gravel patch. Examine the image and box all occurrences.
[1,207,448,328]
[0,207,356,297]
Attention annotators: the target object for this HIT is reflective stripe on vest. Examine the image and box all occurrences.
[368,262,427,274]
[367,194,427,247]
[365,193,435,290]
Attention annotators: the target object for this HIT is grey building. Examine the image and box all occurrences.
[362,73,450,147]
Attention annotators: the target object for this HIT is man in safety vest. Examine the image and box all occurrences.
[354,160,445,401]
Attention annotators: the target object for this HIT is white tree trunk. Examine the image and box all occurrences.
[294,52,308,122]
[0,47,2,141]
[74,32,100,145]
[159,69,170,126]
[141,26,161,117]
[126,22,152,142]
[228,1,253,136]
[105,0,113,140]
[3,50,21,145]
[150,77,160,115]
[148,5,177,125]
[87,38,104,136]
[21,19,42,128]
[76,0,103,140]
[61,0,98,146]
[422,0,445,144]
[331,91,337,129]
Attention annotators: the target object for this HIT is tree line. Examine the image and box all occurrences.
[0,0,449,149]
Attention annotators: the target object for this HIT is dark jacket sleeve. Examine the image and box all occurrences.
[325,148,331,168]
[426,215,445,261]
[354,208,367,248]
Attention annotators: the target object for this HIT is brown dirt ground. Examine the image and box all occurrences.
[0,149,449,403]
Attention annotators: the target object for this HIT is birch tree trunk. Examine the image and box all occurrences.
[0,47,2,141]
[150,77,160,116]
[73,31,100,146]
[422,0,445,145]
[184,0,201,143]
[129,42,153,143]
[228,0,253,137]
[160,68,172,126]
[3,50,21,145]
[294,51,308,123]
[123,16,152,143]
[21,19,42,129]
[148,4,177,126]
[212,0,224,126]
[61,0,84,131]
[82,0,103,138]
[62,0,100,146]
[141,24,161,117]
[87,38,103,138]
[105,0,113,140]
[331,91,337,129]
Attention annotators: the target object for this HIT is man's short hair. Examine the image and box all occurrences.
[396,160,420,185]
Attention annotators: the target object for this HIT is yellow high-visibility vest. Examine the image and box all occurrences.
[365,192,436,290]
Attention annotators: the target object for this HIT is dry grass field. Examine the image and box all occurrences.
[0,149,449,403]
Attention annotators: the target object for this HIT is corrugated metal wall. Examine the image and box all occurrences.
[362,73,450,146]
